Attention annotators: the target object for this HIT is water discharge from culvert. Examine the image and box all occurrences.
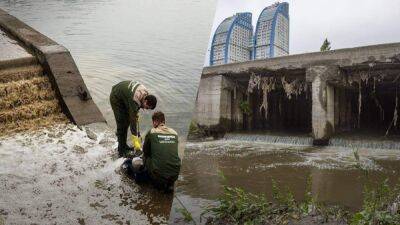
[224,133,314,146]
[0,64,67,136]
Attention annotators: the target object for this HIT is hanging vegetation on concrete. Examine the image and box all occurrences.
[259,77,276,119]
[247,73,261,93]
[281,77,307,100]
[247,73,308,120]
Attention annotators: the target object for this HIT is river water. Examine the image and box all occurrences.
[0,0,215,224]
[170,136,400,224]
[0,0,216,135]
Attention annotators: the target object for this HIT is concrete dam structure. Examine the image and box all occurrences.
[194,42,400,145]
[0,9,104,135]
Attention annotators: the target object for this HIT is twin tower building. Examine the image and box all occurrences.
[210,2,289,66]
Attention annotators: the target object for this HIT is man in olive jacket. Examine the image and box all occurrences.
[141,111,181,190]
[110,80,157,157]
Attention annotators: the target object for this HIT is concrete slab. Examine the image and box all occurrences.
[0,29,32,61]
[203,42,400,76]
[0,8,105,125]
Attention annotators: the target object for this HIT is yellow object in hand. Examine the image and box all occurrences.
[131,135,142,151]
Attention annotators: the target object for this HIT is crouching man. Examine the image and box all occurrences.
[124,111,181,192]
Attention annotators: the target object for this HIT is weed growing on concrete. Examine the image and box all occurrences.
[239,101,251,115]
[176,207,194,223]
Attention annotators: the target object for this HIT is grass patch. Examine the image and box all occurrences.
[202,178,400,225]
[177,207,194,223]
[351,179,400,225]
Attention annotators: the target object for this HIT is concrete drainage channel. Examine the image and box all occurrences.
[0,8,105,135]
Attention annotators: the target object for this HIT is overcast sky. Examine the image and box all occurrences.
[205,0,400,65]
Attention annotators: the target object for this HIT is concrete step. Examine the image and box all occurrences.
[0,76,52,98]
[0,64,43,83]
[0,88,55,110]
[0,99,61,123]
[0,113,67,136]
[0,61,67,136]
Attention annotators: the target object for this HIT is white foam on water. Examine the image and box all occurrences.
[185,139,400,171]
[0,124,168,224]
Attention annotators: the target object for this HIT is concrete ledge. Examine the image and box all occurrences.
[0,56,37,70]
[0,8,105,125]
[203,42,400,76]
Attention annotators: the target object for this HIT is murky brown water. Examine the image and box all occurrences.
[171,137,400,224]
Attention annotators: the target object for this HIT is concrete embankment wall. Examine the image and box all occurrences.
[0,8,105,126]
[194,42,400,144]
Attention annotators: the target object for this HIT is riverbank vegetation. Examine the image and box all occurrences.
[202,179,400,225]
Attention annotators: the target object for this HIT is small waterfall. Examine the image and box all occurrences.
[0,62,67,136]
[329,138,400,150]
[223,133,314,146]
[223,133,400,150]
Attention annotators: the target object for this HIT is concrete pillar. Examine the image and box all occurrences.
[194,75,224,127]
[334,88,340,129]
[327,85,335,133]
[193,75,236,135]
[306,65,339,144]
[232,87,244,130]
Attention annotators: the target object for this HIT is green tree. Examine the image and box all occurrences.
[320,38,331,51]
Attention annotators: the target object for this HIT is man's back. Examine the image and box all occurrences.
[143,124,181,182]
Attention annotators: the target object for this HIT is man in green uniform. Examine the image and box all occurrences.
[123,111,181,192]
[142,111,181,190]
[109,80,157,157]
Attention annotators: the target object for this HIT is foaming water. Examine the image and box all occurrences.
[0,0,216,135]
[0,124,174,224]
[330,137,400,150]
[224,133,314,146]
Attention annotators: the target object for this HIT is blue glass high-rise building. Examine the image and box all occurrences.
[254,2,289,59]
[209,12,253,66]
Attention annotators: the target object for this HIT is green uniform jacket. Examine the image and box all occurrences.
[143,124,181,184]
[110,81,141,135]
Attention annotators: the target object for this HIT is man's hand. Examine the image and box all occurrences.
[131,135,142,151]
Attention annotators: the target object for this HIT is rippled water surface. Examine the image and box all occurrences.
[0,0,216,134]
[171,138,400,224]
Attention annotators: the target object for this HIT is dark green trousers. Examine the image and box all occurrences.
[110,85,137,157]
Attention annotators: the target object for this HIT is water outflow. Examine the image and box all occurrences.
[0,61,67,135]
[224,133,400,150]
[329,137,400,150]
[224,133,314,146]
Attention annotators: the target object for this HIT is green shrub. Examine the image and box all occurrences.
[351,179,400,225]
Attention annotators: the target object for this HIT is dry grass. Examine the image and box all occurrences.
[0,64,69,136]
[0,99,62,123]
[0,65,43,83]
[0,113,68,136]
[0,89,55,109]
[0,76,52,97]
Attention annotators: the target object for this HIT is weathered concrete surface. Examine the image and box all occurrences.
[195,41,400,144]
[194,75,224,128]
[0,29,37,70]
[194,75,241,136]
[0,29,32,61]
[202,42,400,76]
[0,8,105,125]
[307,66,339,144]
